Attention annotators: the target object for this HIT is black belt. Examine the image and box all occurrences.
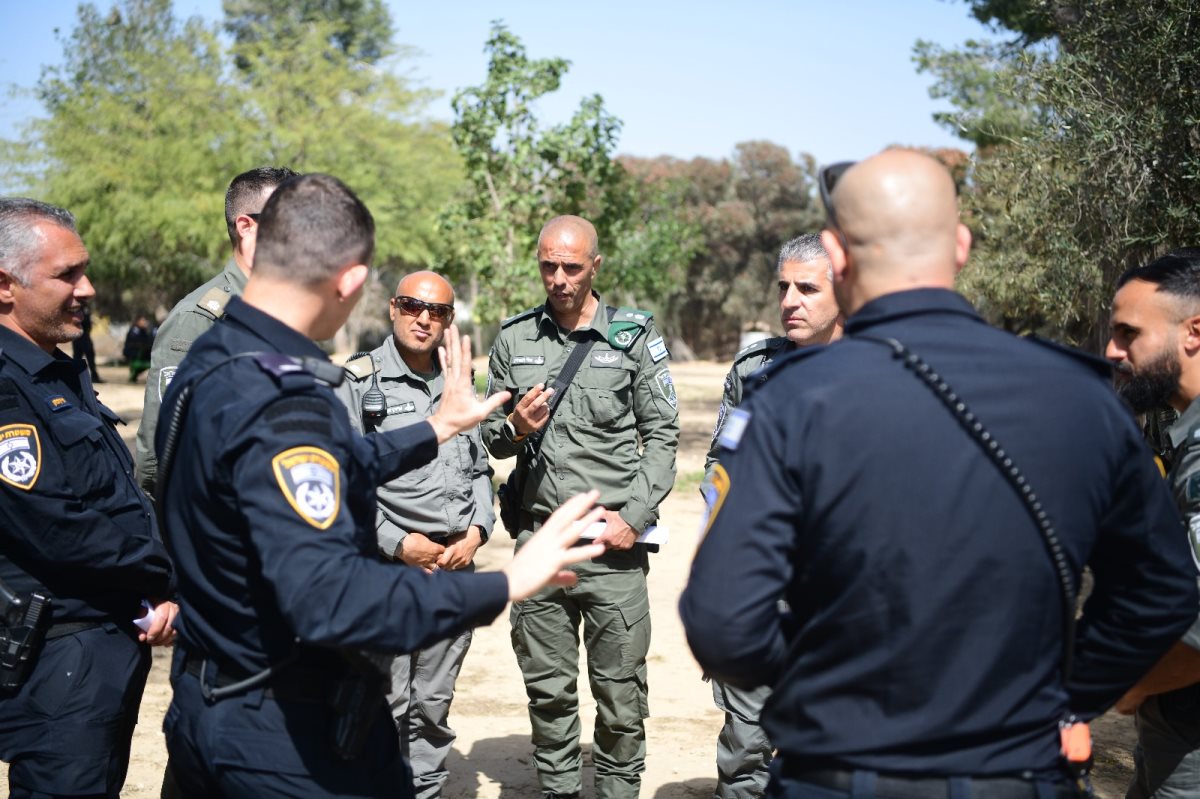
[788,769,1079,799]
[181,654,324,704]
[45,621,104,639]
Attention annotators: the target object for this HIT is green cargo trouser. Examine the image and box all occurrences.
[511,529,651,799]
[711,679,772,799]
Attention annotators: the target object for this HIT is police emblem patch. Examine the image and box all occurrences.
[655,369,678,409]
[158,366,177,401]
[701,463,731,539]
[0,424,41,491]
[615,330,634,347]
[272,446,340,529]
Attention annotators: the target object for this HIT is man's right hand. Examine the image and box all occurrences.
[511,383,556,436]
[503,491,607,601]
[428,324,510,444]
[398,532,446,574]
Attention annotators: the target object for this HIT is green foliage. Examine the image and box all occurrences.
[440,23,630,324]
[223,0,395,65]
[956,0,1061,42]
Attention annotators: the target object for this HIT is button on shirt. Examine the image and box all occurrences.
[336,335,494,557]
[0,326,173,624]
[158,297,508,677]
[681,288,1199,777]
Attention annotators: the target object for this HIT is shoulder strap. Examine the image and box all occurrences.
[859,335,1077,678]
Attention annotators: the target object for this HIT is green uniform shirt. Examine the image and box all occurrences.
[335,336,494,559]
[701,336,792,499]
[135,260,247,494]
[481,294,680,533]
[1164,397,1200,650]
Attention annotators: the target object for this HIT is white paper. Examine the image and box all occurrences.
[133,599,156,633]
[579,522,668,546]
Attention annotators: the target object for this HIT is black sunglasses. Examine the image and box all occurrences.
[392,295,454,320]
[818,161,855,231]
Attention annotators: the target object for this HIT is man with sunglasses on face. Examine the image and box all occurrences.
[336,271,492,799]
[681,149,1198,798]
[483,214,680,799]
[136,166,298,495]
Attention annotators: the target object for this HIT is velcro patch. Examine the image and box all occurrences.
[655,369,677,410]
[0,423,41,491]
[158,367,177,401]
[718,409,751,450]
[386,401,417,416]
[46,396,71,413]
[647,336,668,363]
[591,350,623,368]
[512,355,545,366]
[272,446,340,529]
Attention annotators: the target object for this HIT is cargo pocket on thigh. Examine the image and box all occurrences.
[510,602,531,673]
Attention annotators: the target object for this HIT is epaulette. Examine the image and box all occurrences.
[733,335,789,366]
[608,306,653,351]
[251,353,344,388]
[343,354,376,381]
[500,307,540,329]
[744,344,827,398]
[195,286,233,320]
[1025,335,1113,379]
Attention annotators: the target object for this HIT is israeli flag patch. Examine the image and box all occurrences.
[718,408,751,451]
[647,336,668,363]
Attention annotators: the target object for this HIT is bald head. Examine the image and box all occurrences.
[821,149,971,315]
[538,215,599,260]
[395,270,454,303]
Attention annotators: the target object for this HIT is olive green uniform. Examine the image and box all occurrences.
[1128,398,1200,799]
[482,295,680,799]
[701,336,790,799]
[135,260,246,494]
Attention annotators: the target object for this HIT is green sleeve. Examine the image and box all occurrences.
[701,363,743,501]
[135,307,214,494]
[481,332,522,460]
[619,321,681,532]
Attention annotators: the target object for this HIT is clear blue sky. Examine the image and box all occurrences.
[0,0,998,165]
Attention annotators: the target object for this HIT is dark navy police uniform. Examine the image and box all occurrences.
[680,288,1199,797]
[0,326,174,798]
[157,297,509,798]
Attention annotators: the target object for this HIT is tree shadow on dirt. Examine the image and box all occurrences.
[445,736,597,798]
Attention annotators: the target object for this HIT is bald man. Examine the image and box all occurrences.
[680,149,1198,797]
[483,215,680,799]
[337,272,492,799]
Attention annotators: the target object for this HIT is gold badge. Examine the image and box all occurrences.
[0,424,41,491]
[700,463,731,539]
[271,446,340,529]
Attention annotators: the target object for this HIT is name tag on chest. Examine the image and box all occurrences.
[387,401,417,416]
[513,355,545,366]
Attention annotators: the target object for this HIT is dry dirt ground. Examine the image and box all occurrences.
[4,360,1138,797]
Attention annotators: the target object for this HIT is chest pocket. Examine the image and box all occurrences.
[509,357,550,403]
[574,358,637,427]
[48,410,114,498]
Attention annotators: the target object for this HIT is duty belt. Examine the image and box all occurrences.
[181,653,321,704]
[785,768,1081,799]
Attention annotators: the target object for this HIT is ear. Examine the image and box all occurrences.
[1182,315,1200,356]
[336,264,369,302]
[592,254,603,276]
[388,297,397,323]
[954,223,972,274]
[235,215,257,251]
[821,229,848,285]
[0,269,16,304]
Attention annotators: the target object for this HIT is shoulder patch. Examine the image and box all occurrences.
[647,336,668,363]
[1025,335,1112,379]
[343,354,376,381]
[655,368,678,409]
[701,463,731,539]
[734,336,789,366]
[608,307,653,351]
[501,307,540,329]
[195,286,233,320]
[718,408,751,450]
[158,366,177,401]
[0,423,41,491]
[272,446,340,529]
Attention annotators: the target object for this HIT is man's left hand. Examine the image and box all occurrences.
[438,526,483,571]
[140,598,179,646]
[593,510,637,551]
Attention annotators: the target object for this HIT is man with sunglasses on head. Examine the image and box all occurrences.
[681,148,1198,798]
[482,214,680,799]
[136,165,298,496]
[336,271,492,799]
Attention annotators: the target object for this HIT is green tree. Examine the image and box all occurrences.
[223,0,395,66]
[440,23,629,325]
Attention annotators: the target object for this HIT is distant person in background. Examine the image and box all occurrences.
[123,314,154,382]
[72,303,102,382]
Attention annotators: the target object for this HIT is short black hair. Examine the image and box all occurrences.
[224,166,299,250]
[1116,249,1200,300]
[252,173,375,286]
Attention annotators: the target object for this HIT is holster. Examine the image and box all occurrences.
[0,590,52,692]
[328,649,392,760]
[497,469,523,538]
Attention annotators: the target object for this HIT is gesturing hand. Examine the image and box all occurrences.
[428,324,511,444]
[510,384,556,437]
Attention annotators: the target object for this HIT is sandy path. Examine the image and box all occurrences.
[3,361,1138,797]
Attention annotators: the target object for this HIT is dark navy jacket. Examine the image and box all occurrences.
[0,326,172,624]
[158,297,508,678]
[680,288,1198,777]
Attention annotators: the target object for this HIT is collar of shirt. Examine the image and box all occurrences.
[528,291,608,342]
[0,324,79,379]
[222,296,329,361]
[844,287,984,335]
[1167,395,1200,450]
[374,334,442,390]
[223,259,249,293]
